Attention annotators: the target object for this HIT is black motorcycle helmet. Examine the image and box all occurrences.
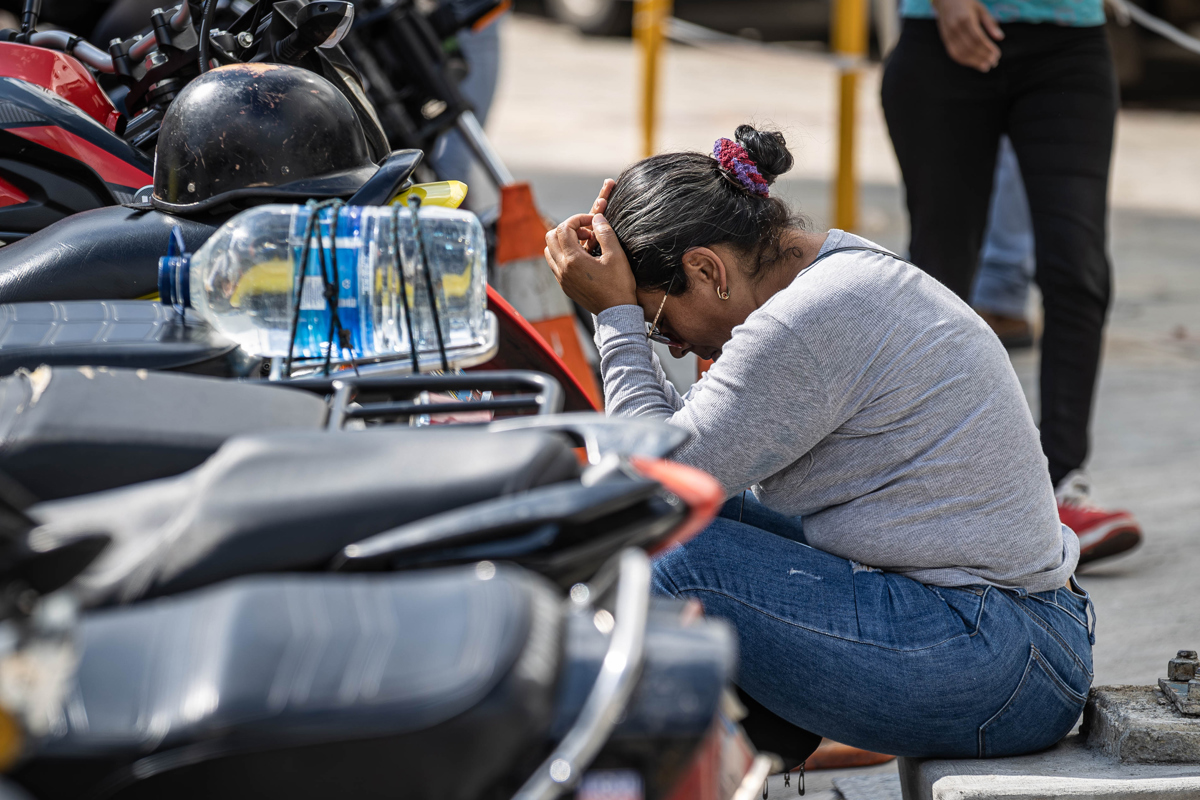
[152,63,378,213]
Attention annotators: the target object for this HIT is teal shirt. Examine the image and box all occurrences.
[901,0,1105,26]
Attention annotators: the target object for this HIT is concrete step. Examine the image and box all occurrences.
[1086,685,1200,764]
[897,682,1200,800]
[898,735,1200,799]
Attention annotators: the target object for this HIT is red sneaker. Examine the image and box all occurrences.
[1056,471,1143,565]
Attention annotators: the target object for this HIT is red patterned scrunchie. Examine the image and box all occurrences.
[712,138,770,197]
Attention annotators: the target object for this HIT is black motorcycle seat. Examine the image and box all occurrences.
[0,205,220,303]
[0,366,328,501]
[16,568,562,800]
[0,301,254,378]
[30,428,581,605]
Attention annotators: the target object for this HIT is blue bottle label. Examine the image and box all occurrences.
[336,206,363,356]
[291,206,364,362]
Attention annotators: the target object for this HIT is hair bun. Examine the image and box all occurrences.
[734,125,793,186]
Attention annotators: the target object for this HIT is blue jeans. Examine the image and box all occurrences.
[971,136,1036,319]
[651,497,1095,758]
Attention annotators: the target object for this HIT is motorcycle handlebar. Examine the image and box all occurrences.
[24,2,190,73]
[26,30,115,72]
[128,1,192,62]
[127,31,159,61]
[170,1,191,30]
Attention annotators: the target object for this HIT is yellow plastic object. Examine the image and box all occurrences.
[442,271,473,298]
[393,181,468,209]
[0,706,22,771]
[378,263,471,299]
[227,258,293,307]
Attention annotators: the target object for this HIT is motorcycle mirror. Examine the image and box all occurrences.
[317,1,355,49]
[20,0,41,38]
[275,1,355,63]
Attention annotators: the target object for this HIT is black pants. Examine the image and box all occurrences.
[881,20,1118,485]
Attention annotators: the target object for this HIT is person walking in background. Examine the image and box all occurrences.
[972,137,1036,350]
[881,0,1144,564]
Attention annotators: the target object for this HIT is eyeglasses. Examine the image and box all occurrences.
[646,274,676,345]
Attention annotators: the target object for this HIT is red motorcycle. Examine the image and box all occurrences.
[0,40,144,231]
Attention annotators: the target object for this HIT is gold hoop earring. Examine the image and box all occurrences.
[716,286,730,301]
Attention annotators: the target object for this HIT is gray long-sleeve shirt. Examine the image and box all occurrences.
[595,230,1076,592]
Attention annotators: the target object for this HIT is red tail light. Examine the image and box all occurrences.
[629,457,723,554]
[665,710,774,800]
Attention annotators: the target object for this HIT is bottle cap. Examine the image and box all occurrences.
[157,226,192,313]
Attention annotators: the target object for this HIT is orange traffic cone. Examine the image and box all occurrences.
[493,182,603,408]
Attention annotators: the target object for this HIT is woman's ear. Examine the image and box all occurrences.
[681,247,727,294]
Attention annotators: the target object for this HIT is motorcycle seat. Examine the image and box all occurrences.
[16,568,563,800]
[30,428,581,606]
[0,205,221,304]
[0,301,256,379]
[0,366,328,501]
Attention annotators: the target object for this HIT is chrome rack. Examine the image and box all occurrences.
[511,548,652,800]
[279,370,564,428]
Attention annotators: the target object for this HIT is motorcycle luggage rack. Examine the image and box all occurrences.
[281,370,564,428]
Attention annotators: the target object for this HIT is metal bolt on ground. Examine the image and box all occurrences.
[1158,649,1200,716]
[1167,650,1198,681]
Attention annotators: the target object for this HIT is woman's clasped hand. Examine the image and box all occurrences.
[543,179,639,317]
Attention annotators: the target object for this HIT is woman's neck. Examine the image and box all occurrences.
[750,229,830,308]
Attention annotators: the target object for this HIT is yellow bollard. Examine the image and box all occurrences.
[634,0,672,158]
[831,0,869,231]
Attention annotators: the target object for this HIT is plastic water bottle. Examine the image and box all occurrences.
[158,203,493,370]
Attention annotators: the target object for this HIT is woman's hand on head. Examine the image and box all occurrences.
[576,179,617,253]
[932,0,1003,71]
[544,210,638,317]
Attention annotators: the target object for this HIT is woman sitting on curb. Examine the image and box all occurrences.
[543,125,1095,759]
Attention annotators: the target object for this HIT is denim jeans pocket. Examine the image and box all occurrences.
[1013,595,1093,683]
[1065,575,1096,627]
[977,645,1087,758]
[1033,579,1090,629]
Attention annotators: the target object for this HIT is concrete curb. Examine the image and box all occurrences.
[898,735,1200,800]
[1085,685,1200,763]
